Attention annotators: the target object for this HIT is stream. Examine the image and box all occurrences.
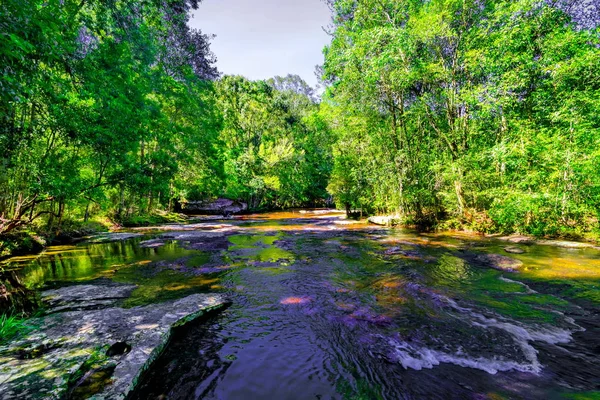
[2,211,599,399]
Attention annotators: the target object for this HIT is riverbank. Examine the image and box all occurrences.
[366,214,600,246]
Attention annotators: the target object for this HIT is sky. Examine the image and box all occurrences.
[188,0,332,88]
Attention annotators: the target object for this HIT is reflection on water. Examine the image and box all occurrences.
[1,239,222,307]
[3,210,600,399]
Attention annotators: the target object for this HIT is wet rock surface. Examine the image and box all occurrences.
[181,198,247,215]
[504,246,526,254]
[0,283,228,400]
[88,232,144,244]
[474,253,524,272]
[536,239,600,249]
[42,281,137,313]
[498,235,535,244]
[368,216,400,226]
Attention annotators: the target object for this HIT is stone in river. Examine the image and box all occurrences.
[475,253,523,272]
[504,246,526,254]
[180,198,247,215]
[368,216,400,226]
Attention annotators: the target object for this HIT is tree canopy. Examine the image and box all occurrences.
[321,0,600,235]
[1,0,599,240]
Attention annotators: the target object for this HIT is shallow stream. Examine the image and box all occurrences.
[3,211,600,399]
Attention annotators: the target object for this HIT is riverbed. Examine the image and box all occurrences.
[2,211,599,399]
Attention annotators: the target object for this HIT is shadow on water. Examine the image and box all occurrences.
[4,210,600,399]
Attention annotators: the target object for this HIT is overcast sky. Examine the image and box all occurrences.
[188,0,332,88]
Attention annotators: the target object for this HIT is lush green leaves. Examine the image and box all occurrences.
[322,0,600,234]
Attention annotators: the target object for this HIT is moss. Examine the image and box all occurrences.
[65,346,116,399]
[120,212,188,228]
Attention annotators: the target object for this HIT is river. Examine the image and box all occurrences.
[2,211,599,399]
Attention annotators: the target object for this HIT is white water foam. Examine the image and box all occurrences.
[390,340,541,374]
[389,292,580,375]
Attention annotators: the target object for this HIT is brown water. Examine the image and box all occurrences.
[2,211,600,399]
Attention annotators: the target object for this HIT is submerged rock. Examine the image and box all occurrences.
[0,284,228,400]
[504,246,526,254]
[88,232,143,244]
[475,253,523,272]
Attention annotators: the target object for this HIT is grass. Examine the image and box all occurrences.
[0,313,31,344]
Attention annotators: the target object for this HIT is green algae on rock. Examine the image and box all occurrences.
[0,285,228,400]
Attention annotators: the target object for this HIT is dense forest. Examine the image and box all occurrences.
[322,0,600,236]
[1,0,599,254]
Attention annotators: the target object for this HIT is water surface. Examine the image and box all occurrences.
[3,211,599,399]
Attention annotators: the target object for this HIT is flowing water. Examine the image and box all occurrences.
[2,211,600,399]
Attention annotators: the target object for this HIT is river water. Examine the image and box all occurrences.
[3,211,599,399]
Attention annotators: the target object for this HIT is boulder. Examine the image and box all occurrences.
[504,246,526,254]
[368,216,400,226]
[0,283,228,400]
[498,235,535,245]
[181,198,248,216]
[475,253,523,272]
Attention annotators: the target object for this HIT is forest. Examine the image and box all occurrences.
[2,2,600,399]
[1,0,599,254]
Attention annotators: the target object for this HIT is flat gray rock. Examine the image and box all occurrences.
[535,239,598,249]
[138,239,166,248]
[0,289,228,400]
[475,253,523,272]
[42,283,137,313]
[504,246,526,254]
[88,232,143,243]
[367,216,399,226]
[498,235,535,244]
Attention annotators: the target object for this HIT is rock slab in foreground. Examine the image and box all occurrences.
[0,289,228,400]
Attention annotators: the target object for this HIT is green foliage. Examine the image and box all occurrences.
[2,0,598,243]
[0,313,30,344]
[212,75,333,209]
[0,0,221,237]
[121,211,187,228]
[0,232,46,258]
[321,0,600,235]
